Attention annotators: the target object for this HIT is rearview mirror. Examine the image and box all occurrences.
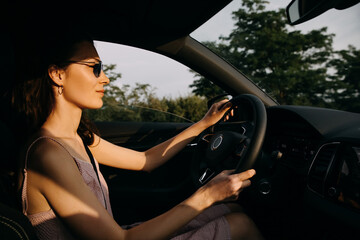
[286,0,360,25]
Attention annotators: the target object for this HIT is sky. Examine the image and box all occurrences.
[95,0,360,98]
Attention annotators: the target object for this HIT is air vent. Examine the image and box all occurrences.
[308,143,339,195]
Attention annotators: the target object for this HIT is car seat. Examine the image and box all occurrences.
[0,28,39,240]
[0,201,38,240]
[0,122,39,240]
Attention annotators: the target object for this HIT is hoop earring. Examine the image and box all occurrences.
[58,85,63,95]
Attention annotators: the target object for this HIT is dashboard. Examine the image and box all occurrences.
[254,105,360,238]
[264,110,321,174]
[193,102,360,238]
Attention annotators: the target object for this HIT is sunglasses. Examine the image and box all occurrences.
[66,60,103,78]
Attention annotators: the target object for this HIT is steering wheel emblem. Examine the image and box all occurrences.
[211,134,223,151]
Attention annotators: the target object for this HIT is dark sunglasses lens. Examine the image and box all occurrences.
[93,62,102,77]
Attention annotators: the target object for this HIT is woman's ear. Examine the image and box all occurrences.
[48,65,65,86]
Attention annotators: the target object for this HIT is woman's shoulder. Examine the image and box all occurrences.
[27,134,66,154]
[25,134,74,172]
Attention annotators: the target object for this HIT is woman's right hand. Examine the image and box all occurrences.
[198,169,256,206]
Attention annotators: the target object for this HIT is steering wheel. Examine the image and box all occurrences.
[191,94,267,187]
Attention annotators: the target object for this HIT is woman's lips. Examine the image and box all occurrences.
[96,90,105,95]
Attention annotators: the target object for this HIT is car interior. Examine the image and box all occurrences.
[1,0,360,239]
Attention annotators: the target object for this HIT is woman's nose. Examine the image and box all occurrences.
[100,70,110,85]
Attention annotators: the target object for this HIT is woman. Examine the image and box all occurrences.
[11,29,263,239]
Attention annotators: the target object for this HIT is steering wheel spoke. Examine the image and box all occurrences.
[235,138,250,158]
[198,168,215,184]
[201,133,214,143]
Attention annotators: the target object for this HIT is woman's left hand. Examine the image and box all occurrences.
[199,99,232,128]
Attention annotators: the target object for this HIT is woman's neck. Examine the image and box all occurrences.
[41,105,82,139]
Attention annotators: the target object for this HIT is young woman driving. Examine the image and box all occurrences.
[11,29,263,240]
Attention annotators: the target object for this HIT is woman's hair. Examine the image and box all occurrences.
[10,27,99,145]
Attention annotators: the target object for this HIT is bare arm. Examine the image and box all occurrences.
[90,100,231,172]
[26,139,125,239]
[125,169,255,240]
[28,138,254,240]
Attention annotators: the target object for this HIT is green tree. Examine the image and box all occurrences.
[164,95,207,122]
[191,0,335,106]
[189,70,226,100]
[327,45,360,112]
[86,64,208,122]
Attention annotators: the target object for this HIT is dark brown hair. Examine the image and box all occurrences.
[10,27,98,145]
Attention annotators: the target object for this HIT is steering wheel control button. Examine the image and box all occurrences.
[328,187,339,198]
[235,143,247,157]
[211,134,223,151]
[258,179,271,195]
[271,150,283,160]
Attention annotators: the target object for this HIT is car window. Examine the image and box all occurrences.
[86,42,208,123]
[191,0,360,112]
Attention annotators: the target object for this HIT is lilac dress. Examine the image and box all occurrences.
[21,136,231,240]
[21,136,112,239]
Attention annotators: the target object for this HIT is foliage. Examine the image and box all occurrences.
[189,69,226,100]
[327,46,360,112]
[85,64,207,122]
[190,0,359,112]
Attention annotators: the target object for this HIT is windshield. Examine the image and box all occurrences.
[191,0,360,113]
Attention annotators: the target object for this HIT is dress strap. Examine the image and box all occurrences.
[21,136,74,215]
[23,136,72,170]
[83,143,107,210]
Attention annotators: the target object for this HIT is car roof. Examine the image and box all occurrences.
[5,0,232,50]
[93,0,232,49]
[2,0,277,106]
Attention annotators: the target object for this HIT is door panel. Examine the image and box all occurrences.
[96,121,197,224]
[96,122,192,150]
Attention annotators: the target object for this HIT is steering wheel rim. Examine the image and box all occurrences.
[191,94,267,187]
